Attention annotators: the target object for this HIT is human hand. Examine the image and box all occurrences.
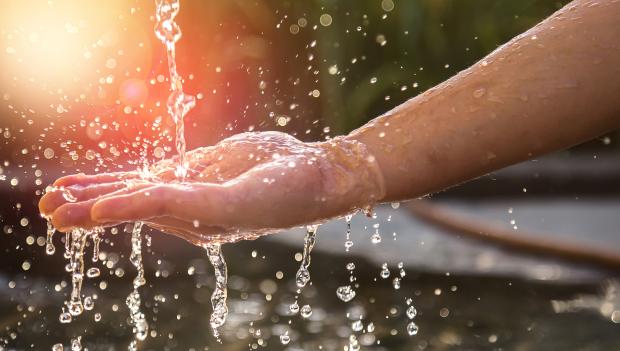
[39,132,385,245]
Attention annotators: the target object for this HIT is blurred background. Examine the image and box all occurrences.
[0,0,619,350]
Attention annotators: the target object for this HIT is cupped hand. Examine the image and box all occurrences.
[39,132,385,245]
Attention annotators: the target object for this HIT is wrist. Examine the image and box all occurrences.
[316,137,387,213]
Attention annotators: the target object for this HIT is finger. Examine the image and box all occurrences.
[54,172,140,187]
[39,182,129,216]
[50,183,154,231]
[91,184,208,223]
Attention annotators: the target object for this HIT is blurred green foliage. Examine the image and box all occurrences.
[293,0,570,133]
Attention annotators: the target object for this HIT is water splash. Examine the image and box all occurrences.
[127,222,148,351]
[204,243,228,340]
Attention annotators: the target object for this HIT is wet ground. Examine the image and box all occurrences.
[1,223,619,351]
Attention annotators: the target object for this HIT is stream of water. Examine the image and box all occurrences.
[154,0,229,340]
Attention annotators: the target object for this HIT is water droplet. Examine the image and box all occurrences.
[380,263,390,279]
[473,87,486,98]
[52,343,64,351]
[407,321,419,336]
[280,333,290,345]
[371,232,382,244]
[83,296,94,311]
[86,267,100,278]
[300,304,312,318]
[406,306,417,319]
[289,301,299,315]
[70,336,82,351]
[336,285,356,302]
[59,311,72,324]
[393,277,401,290]
[344,240,354,251]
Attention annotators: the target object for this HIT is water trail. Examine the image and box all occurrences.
[45,221,56,255]
[154,0,196,180]
[91,230,101,262]
[405,298,419,336]
[290,225,319,315]
[204,244,228,340]
[66,229,90,317]
[127,222,148,351]
[344,215,353,251]
[295,225,319,289]
[154,0,229,338]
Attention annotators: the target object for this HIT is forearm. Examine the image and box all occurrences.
[347,0,620,202]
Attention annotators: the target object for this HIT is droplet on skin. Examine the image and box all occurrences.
[473,88,486,98]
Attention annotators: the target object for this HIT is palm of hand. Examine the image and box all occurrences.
[40,132,384,245]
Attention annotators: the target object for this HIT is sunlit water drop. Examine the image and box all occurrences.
[336,285,356,302]
[289,301,300,315]
[300,304,313,318]
[70,336,82,351]
[279,332,290,345]
[407,321,419,336]
[406,305,417,319]
[380,263,390,279]
[86,267,100,278]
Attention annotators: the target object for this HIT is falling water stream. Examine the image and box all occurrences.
[154,0,229,340]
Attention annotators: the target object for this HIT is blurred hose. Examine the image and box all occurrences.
[408,200,620,272]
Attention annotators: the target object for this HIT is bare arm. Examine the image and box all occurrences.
[348,0,620,202]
